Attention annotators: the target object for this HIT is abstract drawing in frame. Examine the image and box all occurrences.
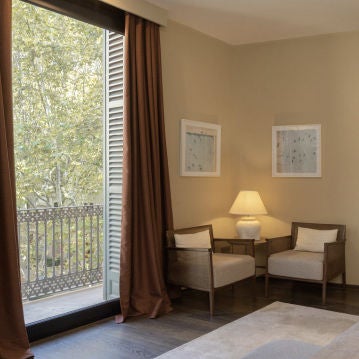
[180,119,221,177]
[272,124,321,177]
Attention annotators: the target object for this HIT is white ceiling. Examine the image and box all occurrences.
[146,0,359,45]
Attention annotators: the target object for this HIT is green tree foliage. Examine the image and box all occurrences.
[12,0,103,208]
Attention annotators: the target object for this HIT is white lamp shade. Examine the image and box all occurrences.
[229,191,267,216]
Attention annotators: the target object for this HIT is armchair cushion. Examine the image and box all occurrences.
[268,250,324,280]
[294,227,338,252]
[213,253,255,288]
[174,229,211,248]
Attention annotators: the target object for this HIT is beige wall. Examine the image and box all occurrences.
[160,21,237,237]
[161,21,359,284]
[232,31,359,284]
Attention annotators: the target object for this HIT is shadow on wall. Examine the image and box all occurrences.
[182,215,291,239]
[209,217,237,237]
[260,216,291,238]
[208,215,291,239]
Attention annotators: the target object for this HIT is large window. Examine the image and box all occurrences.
[12,0,123,323]
[13,0,104,209]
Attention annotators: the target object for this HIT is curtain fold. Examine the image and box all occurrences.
[0,0,33,358]
[118,13,173,322]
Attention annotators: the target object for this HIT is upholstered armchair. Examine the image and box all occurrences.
[166,225,256,316]
[265,222,346,304]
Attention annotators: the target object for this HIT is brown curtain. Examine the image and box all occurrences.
[118,13,173,322]
[0,1,33,358]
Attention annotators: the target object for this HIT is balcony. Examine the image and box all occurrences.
[23,285,104,324]
[18,204,104,304]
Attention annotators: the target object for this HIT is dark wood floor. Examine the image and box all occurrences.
[30,278,359,358]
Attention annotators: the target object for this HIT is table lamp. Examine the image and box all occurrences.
[229,190,267,240]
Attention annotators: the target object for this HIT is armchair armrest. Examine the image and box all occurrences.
[214,238,255,257]
[166,246,213,291]
[324,240,346,279]
[266,235,292,256]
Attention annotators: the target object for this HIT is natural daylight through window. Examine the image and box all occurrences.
[12,0,124,324]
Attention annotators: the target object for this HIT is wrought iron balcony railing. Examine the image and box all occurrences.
[17,204,104,302]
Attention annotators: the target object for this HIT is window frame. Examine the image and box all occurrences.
[22,0,125,33]
[15,0,125,338]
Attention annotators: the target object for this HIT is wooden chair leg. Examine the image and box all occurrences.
[209,290,214,316]
[342,272,346,288]
[265,274,269,297]
[322,282,327,305]
[252,275,256,299]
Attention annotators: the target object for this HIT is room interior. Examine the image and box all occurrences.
[152,0,359,286]
[115,0,359,357]
[3,0,359,358]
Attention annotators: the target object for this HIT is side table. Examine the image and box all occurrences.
[229,237,267,276]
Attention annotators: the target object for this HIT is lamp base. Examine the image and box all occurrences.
[235,216,261,241]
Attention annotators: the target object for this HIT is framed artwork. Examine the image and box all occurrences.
[180,119,221,177]
[272,124,321,177]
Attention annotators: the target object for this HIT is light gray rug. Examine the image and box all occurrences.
[156,302,359,358]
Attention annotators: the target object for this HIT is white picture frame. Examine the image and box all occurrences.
[272,124,321,177]
[180,119,221,177]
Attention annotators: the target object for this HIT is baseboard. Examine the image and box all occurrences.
[27,298,120,342]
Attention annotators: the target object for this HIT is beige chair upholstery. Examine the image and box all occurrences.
[166,225,256,315]
[265,222,346,304]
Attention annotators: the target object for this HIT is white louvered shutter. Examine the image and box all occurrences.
[103,30,124,300]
